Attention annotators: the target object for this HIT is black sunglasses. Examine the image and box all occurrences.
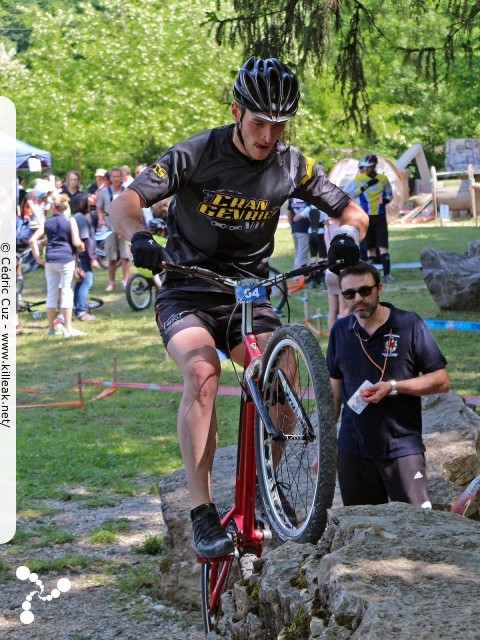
[341,284,378,300]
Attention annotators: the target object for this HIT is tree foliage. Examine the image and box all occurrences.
[0,0,241,181]
[1,0,479,181]
[205,0,480,134]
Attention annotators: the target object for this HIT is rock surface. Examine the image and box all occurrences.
[420,240,480,310]
[210,503,480,639]
[158,392,480,612]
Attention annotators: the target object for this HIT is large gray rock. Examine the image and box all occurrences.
[211,504,480,639]
[423,392,480,514]
[420,240,480,310]
[157,393,480,608]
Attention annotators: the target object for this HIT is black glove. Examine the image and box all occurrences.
[361,178,379,192]
[130,231,171,274]
[327,234,360,274]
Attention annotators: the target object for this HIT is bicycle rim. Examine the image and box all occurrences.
[255,323,337,544]
[125,274,153,311]
[268,265,288,314]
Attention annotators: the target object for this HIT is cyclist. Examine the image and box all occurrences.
[345,154,394,282]
[111,56,368,559]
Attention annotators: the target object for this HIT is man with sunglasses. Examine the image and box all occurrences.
[326,262,450,508]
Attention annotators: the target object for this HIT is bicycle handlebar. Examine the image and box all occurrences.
[161,258,345,291]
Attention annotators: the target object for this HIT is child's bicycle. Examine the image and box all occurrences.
[162,258,340,635]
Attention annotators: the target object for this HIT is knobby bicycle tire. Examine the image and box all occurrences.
[268,265,288,314]
[125,273,154,311]
[255,323,337,544]
[200,517,256,634]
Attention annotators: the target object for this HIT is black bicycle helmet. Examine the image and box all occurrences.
[233,56,300,122]
[358,153,378,168]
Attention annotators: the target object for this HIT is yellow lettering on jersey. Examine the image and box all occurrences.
[153,164,167,179]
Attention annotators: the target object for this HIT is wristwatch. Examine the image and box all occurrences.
[389,380,398,396]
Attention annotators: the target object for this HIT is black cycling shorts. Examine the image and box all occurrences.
[155,290,281,354]
[338,451,431,507]
[365,215,389,251]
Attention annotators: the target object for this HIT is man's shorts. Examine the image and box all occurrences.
[155,291,281,353]
[105,232,132,261]
[338,451,431,508]
[365,215,389,251]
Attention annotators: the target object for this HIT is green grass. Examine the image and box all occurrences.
[134,535,164,556]
[15,222,480,515]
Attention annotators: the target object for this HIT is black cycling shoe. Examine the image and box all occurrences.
[191,503,235,558]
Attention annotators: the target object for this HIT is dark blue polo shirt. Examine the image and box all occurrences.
[326,303,447,459]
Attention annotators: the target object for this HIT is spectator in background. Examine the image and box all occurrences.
[23,179,52,225]
[345,154,394,283]
[135,164,147,178]
[121,165,134,187]
[29,194,85,337]
[61,171,84,212]
[17,177,26,215]
[324,218,348,330]
[71,194,98,321]
[287,197,311,286]
[96,167,130,291]
[307,206,329,289]
[86,168,107,230]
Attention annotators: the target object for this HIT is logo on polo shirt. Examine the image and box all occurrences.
[382,333,399,357]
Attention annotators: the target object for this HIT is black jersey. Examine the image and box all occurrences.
[129,124,351,292]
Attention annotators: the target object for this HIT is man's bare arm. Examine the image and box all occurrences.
[110,189,146,240]
[338,200,369,242]
[330,378,343,421]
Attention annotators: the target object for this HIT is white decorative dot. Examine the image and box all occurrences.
[20,610,34,625]
[29,573,38,582]
[16,566,30,581]
[51,589,60,598]
[36,580,42,586]
[46,595,52,601]
[57,578,71,593]
[26,595,32,602]
[22,601,31,611]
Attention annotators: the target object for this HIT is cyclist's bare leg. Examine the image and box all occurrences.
[167,326,221,509]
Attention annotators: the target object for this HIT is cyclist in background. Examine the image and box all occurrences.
[345,154,394,282]
[111,56,368,559]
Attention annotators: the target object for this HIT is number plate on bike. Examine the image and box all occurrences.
[235,282,267,302]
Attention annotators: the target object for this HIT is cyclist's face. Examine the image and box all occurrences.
[232,103,286,161]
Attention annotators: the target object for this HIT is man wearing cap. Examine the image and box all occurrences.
[110,56,368,557]
[346,154,394,283]
[28,179,53,224]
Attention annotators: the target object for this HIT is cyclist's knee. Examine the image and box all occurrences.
[183,359,220,400]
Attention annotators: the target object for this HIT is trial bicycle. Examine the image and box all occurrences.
[162,258,339,635]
